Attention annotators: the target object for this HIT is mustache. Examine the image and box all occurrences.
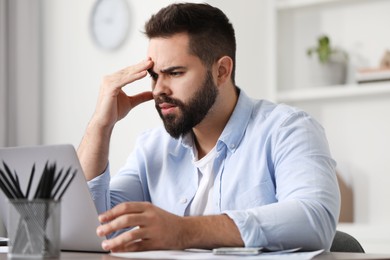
[154,95,184,107]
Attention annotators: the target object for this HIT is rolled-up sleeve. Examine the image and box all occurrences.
[87,165,111,215]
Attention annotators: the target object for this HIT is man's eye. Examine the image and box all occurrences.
[170,71,183,77]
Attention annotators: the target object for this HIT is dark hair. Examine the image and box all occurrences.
[144,3,236,83]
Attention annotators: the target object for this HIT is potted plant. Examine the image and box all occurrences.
[306,35,348,86]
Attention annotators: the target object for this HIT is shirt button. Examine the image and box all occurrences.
[230,144,235,149]
[179,198,187,204]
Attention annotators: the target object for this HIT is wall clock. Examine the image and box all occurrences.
[90,0,130,51]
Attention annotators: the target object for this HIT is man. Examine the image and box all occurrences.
[78,3,340,253]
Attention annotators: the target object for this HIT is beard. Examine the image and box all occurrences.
[154,71,218,139]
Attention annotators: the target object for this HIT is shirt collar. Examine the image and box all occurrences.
[217,88,253,153]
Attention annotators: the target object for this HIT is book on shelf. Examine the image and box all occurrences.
[356,68,390,84]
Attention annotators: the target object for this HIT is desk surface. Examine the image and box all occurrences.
[1,251,390,260]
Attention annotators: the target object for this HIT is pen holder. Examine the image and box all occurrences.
[7,199,61,259]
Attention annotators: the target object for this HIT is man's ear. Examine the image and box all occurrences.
[216,56,233,85]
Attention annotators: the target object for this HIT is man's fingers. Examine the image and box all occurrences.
[97,213,147,237]
[101,227,147,251]
[99,202,151,222]
[110,240,152,253]
[115,60,153,89]
[97,203,185,252]
[129,91,154,108]
[117,70,147,89]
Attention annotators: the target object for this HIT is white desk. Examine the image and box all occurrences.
[1,251,390,260]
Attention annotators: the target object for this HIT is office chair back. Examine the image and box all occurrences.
[330,230,365,253]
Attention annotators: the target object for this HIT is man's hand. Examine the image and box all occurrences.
[96,202,186,252]
[92,58,154,130]
[77,59,154,181]
[96,202,244,252]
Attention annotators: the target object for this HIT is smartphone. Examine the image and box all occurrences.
[212,247,263,255]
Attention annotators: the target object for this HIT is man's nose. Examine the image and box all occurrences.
[152,78,172,97]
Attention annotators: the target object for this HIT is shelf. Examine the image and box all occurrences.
[276,82,390,103]
[276,0,360,10]
[274,0,390,104]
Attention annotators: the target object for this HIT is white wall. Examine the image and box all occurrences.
[41,0,270,174]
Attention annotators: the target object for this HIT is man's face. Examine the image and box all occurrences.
[147,33,218,139]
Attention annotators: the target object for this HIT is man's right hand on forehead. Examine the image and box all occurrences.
[92,59,154,130]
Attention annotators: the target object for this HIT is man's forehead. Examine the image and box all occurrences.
[147,41,204,73]
[149,58,187,73]
[147,36,190,69]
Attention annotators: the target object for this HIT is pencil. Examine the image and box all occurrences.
[44,163,55,199]
[52,168,63,190]
[0,176,14,199]
[33,162,49,199]
[0,161,76,201]
[14,172,25,198]
[57,170,77,200]
[2,162,23,198]
[25,163,35,199]
[0,169,19,198]
[52,166,72,199]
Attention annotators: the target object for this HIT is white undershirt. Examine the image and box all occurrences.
[187,146,217,216]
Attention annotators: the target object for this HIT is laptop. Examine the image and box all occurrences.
[0,144,106,252]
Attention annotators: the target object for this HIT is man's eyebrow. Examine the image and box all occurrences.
[147,66,186,77]
[160,66,186,74]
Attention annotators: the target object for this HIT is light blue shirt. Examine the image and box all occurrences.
[88,89,340,251]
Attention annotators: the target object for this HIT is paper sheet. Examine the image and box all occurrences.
[112,249,324,260]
